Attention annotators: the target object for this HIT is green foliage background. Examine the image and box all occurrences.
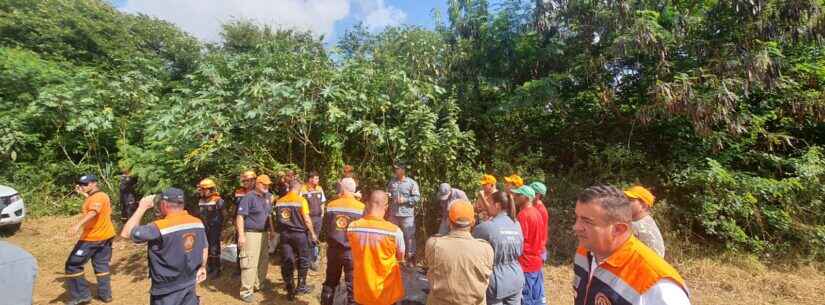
[1,0,824,261]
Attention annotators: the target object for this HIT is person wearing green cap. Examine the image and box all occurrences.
[528,182,549,263]
[528,182,549,305]
[511,185,545,305]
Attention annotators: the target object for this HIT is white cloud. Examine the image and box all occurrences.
[119,0,407,42]
[120,0,352,42]
[356,0,407,31]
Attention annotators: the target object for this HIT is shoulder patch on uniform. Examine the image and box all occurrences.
[183,233,195,252]
[594,292,612,305]
[280,208,292,220]
[335,215,351,230]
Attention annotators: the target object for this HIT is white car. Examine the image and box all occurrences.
[0,185,25,232]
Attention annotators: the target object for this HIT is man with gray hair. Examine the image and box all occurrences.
[436,183,468,235]
[320,178,365,305]
[572,185,690,305]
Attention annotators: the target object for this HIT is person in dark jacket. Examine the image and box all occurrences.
[197,178,225,278]
[119,168,139,222]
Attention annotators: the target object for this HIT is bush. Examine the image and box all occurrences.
[670,147,825,260]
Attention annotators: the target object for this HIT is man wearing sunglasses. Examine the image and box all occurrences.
[64,174,116,305]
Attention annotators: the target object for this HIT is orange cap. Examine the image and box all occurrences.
[241,170,257,180]
[448,200,475,226]
[504,174,524,187]
[479,174,497,185]
[256,175,273,185]
[624,186,655,207]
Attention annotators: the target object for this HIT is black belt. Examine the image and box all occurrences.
[244,228,266,233]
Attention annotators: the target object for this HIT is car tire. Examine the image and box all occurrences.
[3,223,21,234]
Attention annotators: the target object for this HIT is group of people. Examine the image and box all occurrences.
[61,163,689,305]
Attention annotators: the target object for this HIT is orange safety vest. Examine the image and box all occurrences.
[573,236,688,305]
[347,216,405,305]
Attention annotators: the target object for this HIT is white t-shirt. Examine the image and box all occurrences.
[590,258,691,305]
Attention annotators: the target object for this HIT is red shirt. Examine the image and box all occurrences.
[517,205,544,272]
[535,198,548,254]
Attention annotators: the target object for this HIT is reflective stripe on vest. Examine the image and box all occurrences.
[301,187,324,217]
[573,237,688,305]
[325,197,364,248]
[274,201,306,232]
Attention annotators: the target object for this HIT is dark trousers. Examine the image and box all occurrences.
[279,230,310,283]
[321,244,354,305]
[64,238,113,301]
[205,221,222,274]
[120,198,135,221]
[150,285,199,305]
[310,215,323,263]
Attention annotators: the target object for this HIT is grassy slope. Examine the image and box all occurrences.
[3,216,823,305]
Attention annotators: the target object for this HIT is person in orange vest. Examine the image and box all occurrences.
[197,178,225,278]
[64,174,116,305]
[320,177,365,305]
[572,185,690,305]
[300,170,327,271]
[347,190,406,305]
[274,179,318,300]
[120,188,208,305]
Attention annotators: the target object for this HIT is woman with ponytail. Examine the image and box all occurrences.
[472,191,525,305]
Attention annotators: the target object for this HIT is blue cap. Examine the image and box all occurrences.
[161,187,185,203]
[78,174,97,185]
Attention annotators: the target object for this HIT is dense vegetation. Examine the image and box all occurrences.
[1,0,824,261]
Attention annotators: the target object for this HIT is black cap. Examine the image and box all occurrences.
[393,161,407,170]
[78,174,97,185]
[160,187,185,203]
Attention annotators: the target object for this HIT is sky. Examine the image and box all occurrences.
[108,0,448,46]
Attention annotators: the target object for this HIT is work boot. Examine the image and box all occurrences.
[241,293,254,303]
[285,278,296,301]
[97,295,113,303]
[66,296,92,305]
[296,276,314,294]
[321,285,335,305]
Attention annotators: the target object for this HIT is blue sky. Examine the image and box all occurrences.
[108,0,447,45]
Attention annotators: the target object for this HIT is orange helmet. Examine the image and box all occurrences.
[198,178,217,189]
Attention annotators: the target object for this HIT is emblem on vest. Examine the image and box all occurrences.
[183,233,195,252]
[280,208,292,220]
[335,215,350,230]
[594,292,611,305]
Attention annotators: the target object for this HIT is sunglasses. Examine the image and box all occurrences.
[78,182,90,187]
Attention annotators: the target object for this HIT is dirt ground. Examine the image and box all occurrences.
[3,215,824,305]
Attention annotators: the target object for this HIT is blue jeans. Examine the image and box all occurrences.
[389,215,415,261]
[522,271,546,305]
